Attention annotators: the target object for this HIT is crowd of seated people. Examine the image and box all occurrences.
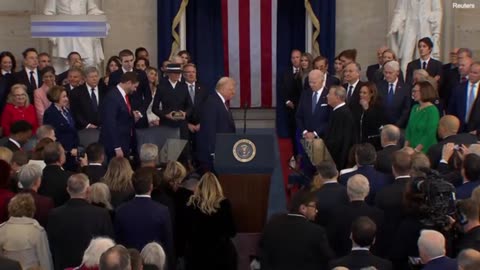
[1,36,480,270]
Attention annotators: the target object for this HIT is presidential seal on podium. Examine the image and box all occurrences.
[232,139,256,163]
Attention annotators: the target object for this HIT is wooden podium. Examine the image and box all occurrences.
[214,134,275,233]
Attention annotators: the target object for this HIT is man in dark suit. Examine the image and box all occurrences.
[454,199,480,256]
[260,190,334,270]
[70,66,105,130]
[0,255,21,270]
[377,60,411,128]
[457,249,480,270]
[327,175,384,257]
[440,48,460,106]
[456,154,480,200]
[63,67,84,95]
[329,216,392,270]
[313,161,349,227]
[339,143,391,203]
[3,120,33,152]
[313,56,341,89]
[405,37,443,86]
[0,75,8,114]
[55,51,82,86]
[47,173,114,270]
[281,50,302,157]
[427,115,477,168]
[418,230,457,270]
[375,150,412,257]
[13,48,41,102]
[80,142,106,184]
[115,168,173,267]
[100,72,141,160]
[375,124,401,174]
[366,46,388,82]
[448,62,480,132]
[343,62,365,112]
[196,77,236,170]
[325,85,356,170]
[18,163,54,228]
[38,142,71,207]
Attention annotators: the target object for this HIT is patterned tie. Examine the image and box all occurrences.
[91,88,98,112]
[29,71,37,89]
[62,108,72,126]
[189,84,195,104]
[312,91,318,114]
[422,61,427,70]
[466,83,477,122]
[387,83,394,105]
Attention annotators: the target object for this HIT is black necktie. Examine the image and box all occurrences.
[91,88,98,112]
[29,71,37,89]
[347,85,354,101]
[422,61,427,70]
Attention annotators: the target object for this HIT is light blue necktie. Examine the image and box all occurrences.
[466,83,477,121]
[387,83,394,105]
[312,91,318,114]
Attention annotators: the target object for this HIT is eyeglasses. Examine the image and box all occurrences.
[306,204,317,209]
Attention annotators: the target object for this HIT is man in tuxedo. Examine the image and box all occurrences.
[260,190,334,270]
[313,56,340,89]
[115,168,173,267]
[70,66,105,130]
[454,199,480,256]
[339,143,391,203]
[281,49,302,157]
[313,161,349,227]
[366,46,388,82]
[13,48,41,102]
[39,142,71,207]
[377,61,411,128]
[56,51,82,86]
[329,216,392,270]
[375,150,411,257]
[375,124,401,174]
[196,77,236,170]
[405,37,443,85]
[325,85,356,170]
[427,115,477,168]
[448,62,480,132]
[418,230,457,270]
[100,72,141,160]
[80,142,106,184]
[18,163,54,227]
[343,62,364,112]
[3,120,33,152]
[47,173,114,270]
[327,175,384,257]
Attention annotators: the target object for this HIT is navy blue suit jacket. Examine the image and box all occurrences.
[377,80,411,128]
[43,104,78,151]
[99,87,135,157]
[295,88,331,138]
[422,256,456,270]
[114,197,173,257]
[196,93,236,162]
[339,165,392,203]
[456,181,480,200]
[448,82,476,131]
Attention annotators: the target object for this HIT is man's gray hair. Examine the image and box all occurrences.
[82,237,116,268]
[458,48,473,58]
[347,174,370,200]
[84,66,99,76]
[141,242,166,270]
[330,85,347,101]
[140,143,159,163]
[384,60,400,72]
[36,125,54,140]
[347,62,362,72]
[417,229,445,259]
[18,163,43,189]
[67,173,90,196]
[99,245,131,270]
[458,249,480,270]
[381,124,400,143]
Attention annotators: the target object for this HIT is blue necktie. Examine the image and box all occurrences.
[466,83,477,121]
[312,91,318,114]
[387,83,394,105]
[62,109,72,126]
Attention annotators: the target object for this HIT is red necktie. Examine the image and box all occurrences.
[125,95,131,113]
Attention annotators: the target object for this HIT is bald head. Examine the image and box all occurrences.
[438,115,460,138]
[458,249,480,270]
[308,69,325,91]
[418,230,446,263]
[347,174,370,201]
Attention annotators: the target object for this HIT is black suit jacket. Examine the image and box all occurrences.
[325,105,356,169]
[314,183,349,227]
[427,133,478,169]
[327,201,385,257]
[81,164,107,184]
[455,226,480,256]
[0,256,21,270]
[344,81,365,112]
[329,250,393,270]
[295,88,331,138]
[440,64,460,106]
[56,70,68,86]
[405,58,443,85]
[186,82,209,125]
[375,144,402,174]
[260,214,334,270]
[39,165,71,207]
[2,139,21,152]
[366,63,380,82]
[13,69,42,102]
[70,84,106,129]
[43,104,79,151]
[280,69,302,107]
[47,198,114,270]
[376,80,411,128]
[0,75,9,114]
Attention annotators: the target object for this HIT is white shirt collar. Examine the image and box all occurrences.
[1,70,10,75]
[323,179,337,184]
[333,102,346,111]
[186,82,195,88]
[287,213,306,219]
[25,67,37,74]
[349,79,360,90]
[8,138,21,148]
[122,67,133,73]
[117,84,127,99]
[86,83,97,91]
[395,175,410,180]
[421,57,431,66]
[216,91,226,104]
[88,163,103,166]
[135,194,151,198]
[168,79,178,88]
[352,247,370,251]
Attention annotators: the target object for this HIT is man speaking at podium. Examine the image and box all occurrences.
[197,77,236,172]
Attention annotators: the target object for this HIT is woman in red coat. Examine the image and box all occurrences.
[1,84,38,137]
[0,160,14,223]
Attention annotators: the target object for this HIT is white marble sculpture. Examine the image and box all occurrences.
[388,0,443,73]
[43,0,105,72]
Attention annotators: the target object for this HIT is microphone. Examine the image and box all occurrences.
[243,102,248,134]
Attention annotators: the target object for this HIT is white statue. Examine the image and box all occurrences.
[43,0,105,71]
[388,0,442,73]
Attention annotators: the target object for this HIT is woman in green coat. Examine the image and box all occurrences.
[405,81,440,153]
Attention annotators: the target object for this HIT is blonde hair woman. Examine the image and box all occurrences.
[163,161,186,191]
[88,182,113,210]
[101,157,134,208]
[1,84,39,136]
[185,172,237,270]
